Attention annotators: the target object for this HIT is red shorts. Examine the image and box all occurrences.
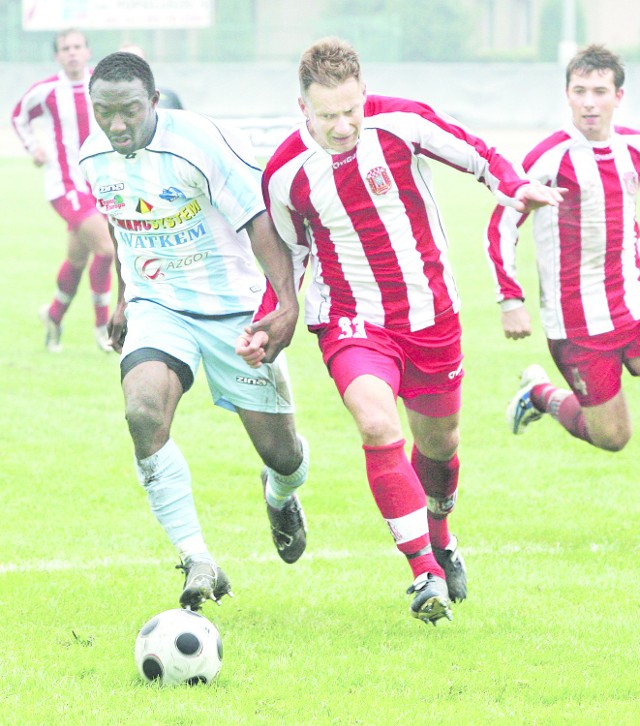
[51,190,100,231]
[313,312,463,417]
[548,322,640,407]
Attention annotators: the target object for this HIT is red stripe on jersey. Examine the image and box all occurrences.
[597,149,628,324]
[378,128,452,317]
[293,158,354,321]
[557,151,588,334]
[486,204,528,300]
[45,91,73,195]
[73,82,91,145]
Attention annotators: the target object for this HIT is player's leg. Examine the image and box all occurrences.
[199,313,310,564]
[324,331,450,625]
[509,338,632,451]
[41,194,93,351]
[340,371,450,624]
[237,408,309,564]
[40,226,88,352]
[75,205,114,351]
[121,302,231,610]
[406,406,467,603]
[398,315,467,603]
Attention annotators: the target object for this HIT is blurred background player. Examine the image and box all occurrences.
[11,28,114,353]
[486,45,640,452]
[240,36,564,625]
[80,52,309,611]
[118,43,184,109]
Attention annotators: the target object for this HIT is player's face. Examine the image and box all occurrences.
[55,31,91,81]
[299,77,366,153]
[566,69,623,141]
[91,78,160,155]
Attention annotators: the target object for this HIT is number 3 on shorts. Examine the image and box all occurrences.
[338,315,367,339]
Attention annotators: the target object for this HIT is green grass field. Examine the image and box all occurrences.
[1,154,639,725]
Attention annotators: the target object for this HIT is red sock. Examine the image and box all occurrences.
[49,260,83,324]
[363,440,444,580]
[89,254,112,327]
[532,384,592,443]
[411,446,459,549]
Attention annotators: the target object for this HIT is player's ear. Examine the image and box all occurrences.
[151,90,161,108]
[298,96,307,118]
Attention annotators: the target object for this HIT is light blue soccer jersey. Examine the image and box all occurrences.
[79,110,267,316]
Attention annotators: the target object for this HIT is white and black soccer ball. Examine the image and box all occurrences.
[134,608,223,686]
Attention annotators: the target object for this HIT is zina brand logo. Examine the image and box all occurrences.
[98,183,125,193]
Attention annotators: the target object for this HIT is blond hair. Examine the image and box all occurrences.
[299,37,361,95]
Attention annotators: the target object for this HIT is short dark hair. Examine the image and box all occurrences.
[89,52,156,99]
[299,37,361,95]
[53,28,88,53]
[566,44,625,89]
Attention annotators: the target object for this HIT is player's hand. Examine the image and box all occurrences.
[31,147,47,167]
[502,306,532,340]
[236,328,269,368]
[247,305,298,363]
[514,181,567,213]
[108,303,127,353]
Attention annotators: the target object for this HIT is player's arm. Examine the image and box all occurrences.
[106,224,128,353]
[485,201,533,340]
[11,88,48,166]
[241,211,299,363]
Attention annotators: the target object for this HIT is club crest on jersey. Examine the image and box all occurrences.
[160,186,187,201]
[623,172,638,195]
[366,166,392,195]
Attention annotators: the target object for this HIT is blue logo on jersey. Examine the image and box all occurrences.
[160,186,187,201]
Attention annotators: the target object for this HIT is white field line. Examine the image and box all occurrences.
[0,541,632,575]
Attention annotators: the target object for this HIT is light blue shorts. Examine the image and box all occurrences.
[121,299,295,414]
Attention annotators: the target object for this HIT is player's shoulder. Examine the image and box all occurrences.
[364,93,440,122]
[522,129,572,171]
[613,124,640,147]
[265,127,309,177]
[18,73,61,99]
[78,129,114,164]
[154,110,245,149]
[154,110,261,171]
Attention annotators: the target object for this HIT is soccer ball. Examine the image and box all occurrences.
[134,608,223,686]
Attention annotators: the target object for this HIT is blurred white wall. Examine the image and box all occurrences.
[3,60,640,158]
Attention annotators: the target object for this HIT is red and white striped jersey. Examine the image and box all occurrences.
[486,123,640,340]
[11,68,96,201]
[262,94,529,332]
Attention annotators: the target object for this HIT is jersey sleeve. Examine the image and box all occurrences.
[484,203,529,303]
[11,80,50,154]
[368,95,530,205]
[483,138,560,303]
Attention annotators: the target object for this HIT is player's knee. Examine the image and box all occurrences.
[421,430,460,461]
[358,413,403,446]
[125,398,167,443]
[254,428,302,475]
[593,430,631,452]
